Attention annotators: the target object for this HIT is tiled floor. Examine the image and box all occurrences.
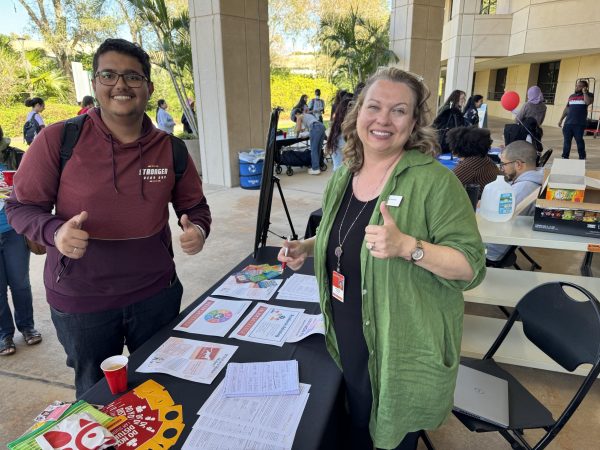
[2,117,600,449]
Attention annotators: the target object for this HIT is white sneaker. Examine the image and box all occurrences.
[308,169,321,175]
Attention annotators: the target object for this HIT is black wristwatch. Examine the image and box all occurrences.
[410,239,424,262]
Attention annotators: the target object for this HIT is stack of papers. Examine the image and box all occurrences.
[275,274,320,303]
[229,303,325,346]
[212,275,282,301]
[234,264,283,283]
[137,337,238,384]
[182,381,310,450]
[223,360,300,397]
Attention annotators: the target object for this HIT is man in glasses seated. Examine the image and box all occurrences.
[486,141,543,263]
[5,39,211,397]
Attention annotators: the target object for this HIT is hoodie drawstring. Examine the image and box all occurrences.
[108,135,119,193]
[138,143,145,199]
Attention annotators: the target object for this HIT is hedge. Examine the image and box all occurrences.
[0,103,80,143]
[270,73,338,119]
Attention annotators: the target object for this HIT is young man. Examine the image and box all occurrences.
[486,141,543,263]
[559,79,594,159]
[308,89,325,122]
[6,39,211,396]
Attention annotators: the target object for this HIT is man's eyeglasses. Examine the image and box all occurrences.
[497,160,523,169]
[95,70,148,88]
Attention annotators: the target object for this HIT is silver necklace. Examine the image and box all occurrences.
[334,155,400,273]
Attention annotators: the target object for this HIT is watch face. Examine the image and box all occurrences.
[411,248,424,261]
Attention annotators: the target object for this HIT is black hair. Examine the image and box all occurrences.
[463,94,483,114]
[81,95,95,107]
[442,90,465,110]
[315,89,321,96]
[25,97,44,108]
[446,126,492,158]
[577,79,589,88]
[326,94,353,154]
[93,38,151,82]
[353,82,366,98]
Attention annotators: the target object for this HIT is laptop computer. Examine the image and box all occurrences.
[453,364,510,428]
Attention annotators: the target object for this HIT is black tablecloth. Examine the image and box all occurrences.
[82,246,342,450]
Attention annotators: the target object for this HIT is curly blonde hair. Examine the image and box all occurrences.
[341,67,440,172]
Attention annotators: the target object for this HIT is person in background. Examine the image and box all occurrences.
[486,141,543,264]
[0,125,40,356]
[325,93,353,171]
[447,126,500,193]
[559,79,594,159]
[308,88,325,122]
[330,89,348,121]
[77,96,95,115]
[293,108,326,175]
[6,38,211,396]
[463,94,483,126]
[156,99,176,134]
[280,67,485,450]
[433,90,466,153]
[516,86,546,126]
[181,100,196,135]
[24,97,45,135]
[291,94,309,120]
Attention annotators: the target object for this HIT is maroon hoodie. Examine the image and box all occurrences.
[6,108,211,313]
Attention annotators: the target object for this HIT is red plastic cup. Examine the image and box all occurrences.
[3,170,16,187]
[283,131,287,138]
[100,355,129,395]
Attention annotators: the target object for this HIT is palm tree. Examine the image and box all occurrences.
[318,10,398,88]
[125,0,197,136]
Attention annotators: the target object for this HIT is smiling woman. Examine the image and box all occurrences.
[278,67,486,450]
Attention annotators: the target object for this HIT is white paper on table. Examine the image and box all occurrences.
[285,313,325,343]
[182,427,288,450]
[136,337,237,384]
[275,274,320,302]
[173,297,251,337]
[229,303,304,347]
[212,275,282,301]
[196,381,311,436]
[223,360,300,397]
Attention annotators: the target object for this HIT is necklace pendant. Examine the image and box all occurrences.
[334,246,343,258]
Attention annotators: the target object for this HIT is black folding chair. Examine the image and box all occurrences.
[453,282,600,450]
[538,148,553,167]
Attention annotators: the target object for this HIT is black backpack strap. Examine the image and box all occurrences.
[59,114,89,173]
[170,135,189,182]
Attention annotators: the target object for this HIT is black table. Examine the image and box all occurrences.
[82,246,342,450]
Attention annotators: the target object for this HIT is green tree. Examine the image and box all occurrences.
[0,36,22,107]
[318,9,397,88]
[15,0,118,79]
[125,0,197,135]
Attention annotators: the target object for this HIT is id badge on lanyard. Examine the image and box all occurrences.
[332,270,345,302]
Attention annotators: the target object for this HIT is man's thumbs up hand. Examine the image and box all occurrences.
[54,211,89,259]
[179,214,205,255]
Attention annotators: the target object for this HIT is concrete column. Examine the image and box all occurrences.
[390,0,445,112]
[188,0,270,187]
[443,0,478,100]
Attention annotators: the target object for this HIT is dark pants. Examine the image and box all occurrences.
[50,277,183,397]
[562,124,586,159]
[309,122,326,170]
[0,230,34,341]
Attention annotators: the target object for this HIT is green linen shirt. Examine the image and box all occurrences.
[314,150,486,449]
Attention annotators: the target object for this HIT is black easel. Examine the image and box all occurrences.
[253,108,298,258]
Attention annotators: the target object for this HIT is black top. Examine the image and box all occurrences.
[325,179,377,427]
[565,91,594,126]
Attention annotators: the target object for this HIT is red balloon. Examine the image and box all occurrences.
[501,91,520,112]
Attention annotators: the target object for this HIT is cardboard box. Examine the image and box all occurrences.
[533,169,600,238]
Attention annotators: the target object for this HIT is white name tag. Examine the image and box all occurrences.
[386,195,403,207]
